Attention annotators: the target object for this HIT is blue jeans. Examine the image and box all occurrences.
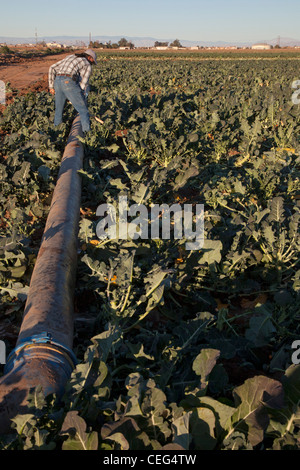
[54,76,90,132]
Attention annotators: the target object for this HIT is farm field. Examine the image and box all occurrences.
[0,50,300,450]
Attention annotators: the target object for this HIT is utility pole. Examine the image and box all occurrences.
[277,35,280,48]
[89,32,92,46]
[35,28,38,46]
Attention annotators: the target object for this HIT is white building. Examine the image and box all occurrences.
[46,42,63,49]
[251,43,272,50]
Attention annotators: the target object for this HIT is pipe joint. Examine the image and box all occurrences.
[5,332,78,377]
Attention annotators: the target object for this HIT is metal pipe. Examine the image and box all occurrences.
[0,115,84,434]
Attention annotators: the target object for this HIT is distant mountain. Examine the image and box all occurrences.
[1,35,300,48]
[257,37,300,47]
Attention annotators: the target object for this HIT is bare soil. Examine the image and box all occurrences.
[0,51,84,114]
[0,52,75,92]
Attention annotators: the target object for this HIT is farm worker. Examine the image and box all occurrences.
[48,49,97,134]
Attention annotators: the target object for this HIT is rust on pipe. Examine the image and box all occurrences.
[0,116,84,434]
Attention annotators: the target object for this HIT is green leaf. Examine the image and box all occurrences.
[27,385,46,410]
[12,161,31,185]
[188,133,199,143]
[101,432,129,450]
[171,412,192,450]
[35,430,54,449]
[263,225,275,246]
[190,407,217,450]
[91,324,121,362]
[198,240,222,265]
[245,307,276,347]
[173,164,199,190]
[140,380,171,440]
[38,165,51,182]
[228,376,285,446]
[107,143,120,153]
[282,364,300,407]
[0,282,29,301]
[126,342,155,363]
[192,349,220,390]
[67,360,94,398]
[268,197,284,222]
[78,218,94,243]
[144,266,167,295]
[222,431,253,450]
[9,264,27,279]
[61,411,98,450]
[234,180,246,195]
[109,178,128,190]
[11,414,36,436]
[146,283,165,312]
[198,396,235,435]
[101,417,141,450]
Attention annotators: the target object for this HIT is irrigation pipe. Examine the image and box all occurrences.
[0,115,84,434]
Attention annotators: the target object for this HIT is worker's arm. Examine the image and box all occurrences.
[78,62,92,93]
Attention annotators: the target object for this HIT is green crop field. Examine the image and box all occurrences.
[0,52,300,450]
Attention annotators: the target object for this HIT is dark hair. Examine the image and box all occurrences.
[75,52,90,60]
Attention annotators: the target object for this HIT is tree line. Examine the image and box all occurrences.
[89,38,183,49]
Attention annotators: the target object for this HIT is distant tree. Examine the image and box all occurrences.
[154,41,169,47]
[0,45,13,54]
[170,39,182,47]
[118,37,128,47]
[90,41,102,48]
[118,38,135,49]
[90,41,105,48]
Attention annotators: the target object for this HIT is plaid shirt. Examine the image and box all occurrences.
[48,54,92,91]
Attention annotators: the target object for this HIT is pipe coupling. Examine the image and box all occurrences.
[5,332,78,377]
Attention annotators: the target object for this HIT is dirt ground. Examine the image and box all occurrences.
[0,52,74,94]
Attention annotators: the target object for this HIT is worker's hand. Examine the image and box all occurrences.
[49,88,55,95]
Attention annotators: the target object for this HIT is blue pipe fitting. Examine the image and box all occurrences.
[5,332,78,376]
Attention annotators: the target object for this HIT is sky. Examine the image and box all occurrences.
[1,0,300,43]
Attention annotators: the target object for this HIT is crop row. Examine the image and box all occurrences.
[0,57,299,449]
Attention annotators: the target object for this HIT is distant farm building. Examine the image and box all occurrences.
[251,43,272,50]
[46,42,63,49]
